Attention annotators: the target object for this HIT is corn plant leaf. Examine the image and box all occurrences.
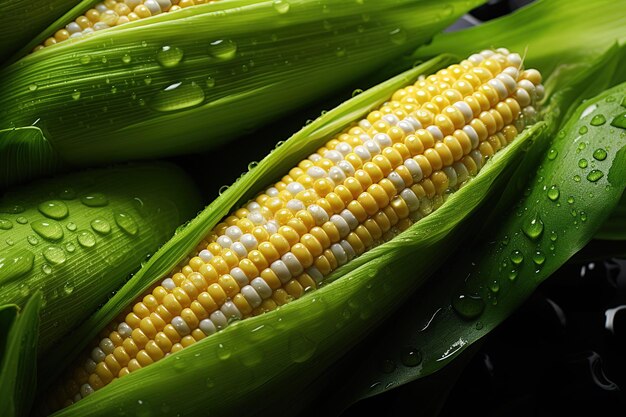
[0,0,77,63]
[0,0,484,188]
[40,51,547,416]
[0,292,42,417]
[0,162,202,352]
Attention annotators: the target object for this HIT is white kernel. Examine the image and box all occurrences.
[248,211,266,225]
[221,301,242,321]
[397,120,415,134]
[308,204,329,225]
[282,252,304,276]
[210,310,228,330]
[246,202,261,212]
[453,161,469,184]
[354,145,371,161]
[308,153,322,162]
[523,105,537,119]
[400,189,420,211]
[99,338,115,355]
[306,266,324,283]
[453,101,473,123]
[335,142,352,156]
[264,220,278,234]
[171,316,191,336]
[364,140,381,156]
[241,285,262,308]
[286,199,306,212]
[91,347,106,363]
[95,3,108,13]
[374,133,392,148]
[161,277,176,290]
[502,66,520,80]
[443,166,457,188]
[470,149,483,169]
[266,187,279,197]
[496,47,510,55]
[340,209,359,230]
[82,28,94,35]
[359,119,372,130]
[230,267,249,286]
[468,54,484,64]
[117,322,132,338]
[307,166,327,179]
[270,260,291,284]
[93,22,109,31]
[216,235,232,248]
[324,150,343,163]
[496,73,517,92]
[231,242,247,258]
[518,79,536,96]
[387,171,405,191]
[340,240,356,261]
[198,249,213,262]
[329,166,346,184]
[285,182,303,195]
[85,359,97,373]
[382,114,399,125]
[507,53,522,68]
[404,159,423,182]
[251,277,273,299]
[405,116,422,130]
[330,214,350,238]
[80,384,94,398]
[125,0,142,8]
[144,0,162,14]
[426,125,443,141]
[199,318,217,335]
[330,243,348,265]
[358,134,371,143]
[240,234,258,251]
[462,127,479,152]
[338,160,355,175]
[480,49,495,58]
[225,226,243,240]
[488,78,508,100]
[535,84,545,100]
[69,32,83,39]
[156,0,172,10]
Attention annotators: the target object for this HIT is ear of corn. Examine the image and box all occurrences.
[40,52,547,417]
[0,162,202,352]
[0,292,42,417]
[0,0,485,187]
[0,0,76,62]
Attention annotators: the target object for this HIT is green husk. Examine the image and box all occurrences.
[0,162,201,352]
[42,54,545,417]
[0,0,484,188]
[0,293,42,417]
[0,0,76,63]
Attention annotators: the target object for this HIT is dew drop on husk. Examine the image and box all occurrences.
[31,220,64,241]
[156,46,184,68]
[38,200,69,220]
[452,293,485,320]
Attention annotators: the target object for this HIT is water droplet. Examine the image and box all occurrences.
[91,218,111,234]
[335,46,346,57]
[66,222,77,231]
[81,193,108,207]
[490,280,500,293]
[65,242,76,253]
[593,148,608,161]
[0,205,25,214]
[578,158,588,168]
[532,250,545,266]
[389,28,407,45]
[122,54,132,64]
[150,81,205,112]
[590,114,606,126]
[451,293,485,320]
[351,89,363,97]
[578,125,588,135]
[547,148,558,160]
[580,211,588,222]
[27,235,39,245]
[380,359,396,373]
[43,245,66,265]
[218,185,229,195]
[611,113,626,129]
[5,239,13,246]
[216,343,231,360]
[510,249,524,265]
[522,215,544,240]
[273,0,290,14]
[401,347,422,367]
[79,55,91,64]
[508,269,518,281]
[208,39,237,60]
[77,230,96,248]
[71,90,81,100]
[288,332,316,363]
[0,248,34,283]
[440,4,454,18]
[58,188,75,200]
[31,220,64,241]
[206,76,215,88]
[115,212,138,236]
[28,84,38,92]
[206,377,215,389]
[16,216,27,224]
[574,174,581,182]
[550,231,558,241]
[19,283,30,297]
[42,264,52,274]
[156,45,184,68]
[63,281,74,295]
[547,185,560,201]
[0,218,12,230]
[587,169,604,182]
[38,200,69,220]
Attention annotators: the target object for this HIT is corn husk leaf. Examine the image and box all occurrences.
[0,0,77,63]
[0,0,484,188]
[40,52,546,417]
[0,162,201,351]
[0,292,42,417]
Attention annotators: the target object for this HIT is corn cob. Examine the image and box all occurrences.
[35,0,218,51]
[48,48,543,411]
